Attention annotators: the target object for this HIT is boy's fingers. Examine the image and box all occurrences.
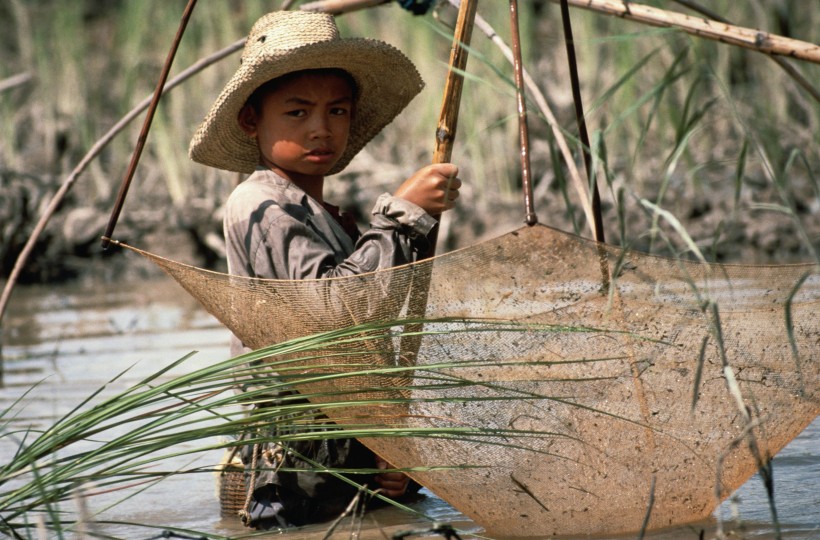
[431,162,458,178]
[444,176,461,208]
[374,456,410,497]
[375,472,410,496]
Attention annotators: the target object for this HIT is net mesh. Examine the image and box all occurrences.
[121,223,818,537]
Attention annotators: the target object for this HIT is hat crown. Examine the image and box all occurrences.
[242,11,340,63]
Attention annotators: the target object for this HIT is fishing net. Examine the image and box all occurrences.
[121,223,818,537]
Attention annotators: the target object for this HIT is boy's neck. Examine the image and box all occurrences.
[293,175,324,203]
[270,167,324,203]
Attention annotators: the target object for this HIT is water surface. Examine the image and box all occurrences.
[1,278,817,539]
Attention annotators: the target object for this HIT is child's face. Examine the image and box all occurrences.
[239,72,354,181]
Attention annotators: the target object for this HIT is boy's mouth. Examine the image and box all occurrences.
[305,147,336,163]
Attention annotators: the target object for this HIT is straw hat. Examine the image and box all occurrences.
[189,10,424,175]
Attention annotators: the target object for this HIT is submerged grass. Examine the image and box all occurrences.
[0,318,624,538]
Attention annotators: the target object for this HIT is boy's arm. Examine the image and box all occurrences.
[232,195,434,281]
[344,193,437,269]
[317,193,437,277]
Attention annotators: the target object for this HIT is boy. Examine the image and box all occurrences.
[188,10,461,529]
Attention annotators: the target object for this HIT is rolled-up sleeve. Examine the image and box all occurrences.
[371,193,436,239]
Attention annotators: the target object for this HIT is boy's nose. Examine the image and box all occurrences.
[309,115,332,139]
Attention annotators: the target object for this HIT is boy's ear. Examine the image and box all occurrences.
[237,105,258,137]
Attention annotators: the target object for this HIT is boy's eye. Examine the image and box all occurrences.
[330,107,350,116]
[286,109,306,117]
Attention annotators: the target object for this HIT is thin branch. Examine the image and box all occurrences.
[0,72,32,94]
[550,0,820,64]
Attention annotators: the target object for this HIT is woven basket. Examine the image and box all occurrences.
[218,463,247,518]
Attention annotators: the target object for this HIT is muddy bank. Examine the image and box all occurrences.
[3,158,818,287]
[2,2,817,287]
[0,168,225,284]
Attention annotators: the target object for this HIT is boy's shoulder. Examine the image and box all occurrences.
[224,169,305,220]
[228,170,297,205]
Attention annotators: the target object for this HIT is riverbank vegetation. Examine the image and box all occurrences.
[0,0,817,285]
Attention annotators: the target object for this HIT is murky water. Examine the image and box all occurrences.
[1,277,817,539]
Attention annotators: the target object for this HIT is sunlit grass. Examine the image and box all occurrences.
[2,1,816,266]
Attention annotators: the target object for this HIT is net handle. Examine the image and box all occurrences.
[423,0,478,259]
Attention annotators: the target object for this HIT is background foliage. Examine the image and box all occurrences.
[0,0,817,282]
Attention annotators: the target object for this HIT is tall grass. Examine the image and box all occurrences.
[1,1,816,270]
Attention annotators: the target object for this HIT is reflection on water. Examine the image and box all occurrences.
[1,277,817,539]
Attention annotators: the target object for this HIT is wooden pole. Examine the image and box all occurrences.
[560,0,605,244]
[669,0,819,104]
[424,0,479,258]
[509,0,537,226]
[101,0,199,250]
[431,0,478,165]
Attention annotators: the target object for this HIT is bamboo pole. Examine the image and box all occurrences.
[431,0,478,167]
[669,0,819,104]
[425,0,479,257]
[551,0,820,65]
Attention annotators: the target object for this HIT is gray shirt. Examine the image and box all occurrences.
[224,168,437,354]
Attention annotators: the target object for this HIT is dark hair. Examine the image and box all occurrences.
[245,68,358,114]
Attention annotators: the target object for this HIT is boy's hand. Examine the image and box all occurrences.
[394,163,461,216]
[374,456,410,498]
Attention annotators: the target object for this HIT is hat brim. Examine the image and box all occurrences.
[189,38,424,175]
